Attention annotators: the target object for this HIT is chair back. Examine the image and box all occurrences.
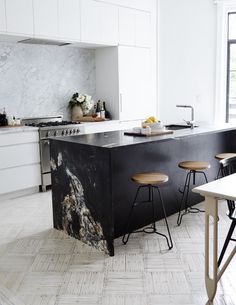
[219,156,236,218]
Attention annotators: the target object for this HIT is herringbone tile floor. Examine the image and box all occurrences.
[0,191,236,305]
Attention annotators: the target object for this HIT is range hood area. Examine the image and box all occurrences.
[17,38,71,47]
[0,33,71,46]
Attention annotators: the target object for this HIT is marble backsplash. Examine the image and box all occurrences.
[0,42,96,120]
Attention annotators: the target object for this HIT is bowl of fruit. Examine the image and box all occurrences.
[142,116,164,131]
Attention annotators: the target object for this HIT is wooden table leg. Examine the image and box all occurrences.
[205,196,218,302]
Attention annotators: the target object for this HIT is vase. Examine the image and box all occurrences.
[71,105,83,121]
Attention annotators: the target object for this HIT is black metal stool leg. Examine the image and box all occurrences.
[177,171,191,226]
[154,186,173,249]
[150,185,156,231]
[122,185,143,245]
[187,171,206,214]
[216,167,221,180]
[218,221,236,267]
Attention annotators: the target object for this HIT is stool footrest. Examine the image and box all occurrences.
[129,225,173,249]
[177,207,205,226]
[177,168,208,226]
[122,183,173,250]
[134,200,153,206]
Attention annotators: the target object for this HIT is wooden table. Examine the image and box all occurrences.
[193,173,236,303]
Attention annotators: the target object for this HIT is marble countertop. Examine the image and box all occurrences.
[50,123,236,148]
[0,126,38,134]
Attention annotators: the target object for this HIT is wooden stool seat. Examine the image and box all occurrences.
[215,153,236,160]
[131,172,168,185]
[178,161,210,171]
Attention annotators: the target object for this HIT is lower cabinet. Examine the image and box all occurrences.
[0,129,41,195]
[0,164,41,194]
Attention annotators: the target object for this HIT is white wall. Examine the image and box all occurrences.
[157,0,217,124]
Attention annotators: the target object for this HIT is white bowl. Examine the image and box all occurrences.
[142,122,164,131]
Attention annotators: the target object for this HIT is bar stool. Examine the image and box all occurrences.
[177,161,210,226]
[122,172,173,249]
[215,153,236,179]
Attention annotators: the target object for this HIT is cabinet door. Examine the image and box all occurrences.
[118,7,135,46]
[135,10,151,47]
[33,0,58,38]
[81,0,118,45]
[58,0,80,40]
[100,1,118,45]
[6,0,33,35]
[0,0,6,32]
[119,46,153,120]
[81,0,100,43]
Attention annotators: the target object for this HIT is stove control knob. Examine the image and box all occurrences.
[54,131,58,136]
[62,130,65,136]
[76,129,80,134]
[46,131,51,137]
[69,130,73,135]
[65,130,68,135]
[72,129,75,134]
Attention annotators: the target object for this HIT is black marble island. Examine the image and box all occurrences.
[50,124,236,256]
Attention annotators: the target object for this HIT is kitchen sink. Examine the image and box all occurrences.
[165,124,198,130]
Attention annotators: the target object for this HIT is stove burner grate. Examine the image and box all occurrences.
[26,121,81,128]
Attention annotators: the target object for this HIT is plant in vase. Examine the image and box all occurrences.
[68,93,94,121]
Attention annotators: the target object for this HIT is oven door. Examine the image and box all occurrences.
[40,139,51,174]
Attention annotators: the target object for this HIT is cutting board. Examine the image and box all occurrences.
[75,116,106,122]
[124,130,174,137]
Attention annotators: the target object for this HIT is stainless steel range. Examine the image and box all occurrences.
[22,115,81,192]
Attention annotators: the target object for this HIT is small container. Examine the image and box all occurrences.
[7,115,15,126]
[100,110,105,119]
[141,126,151,135]
[15,118,21,125]
[133,127,141,134]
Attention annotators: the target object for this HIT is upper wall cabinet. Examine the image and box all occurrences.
[96,0,153,11]
[0,0,6,32]
[81,0,118,45]
[118,7,151,47]
[33,0,58,38]
[58,0,81,41]
[6,0,33,35]
[135,10,151,47]
[118,7,135,46]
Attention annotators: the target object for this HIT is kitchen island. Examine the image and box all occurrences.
[50,124,236,256]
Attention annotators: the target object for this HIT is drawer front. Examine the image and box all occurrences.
[0,164,41,194]
[0,131,39,147]
[0,143,40,170]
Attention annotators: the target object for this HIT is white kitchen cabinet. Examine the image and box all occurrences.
[81,0,118,45]
[96,0,153,11]
[99,1,118,45]
[0,0,6,32]
[118,7,151,47]
[119,46,153,120]
[135,10,151,47]
[96,46,155,121]
[33,0,58,38]
[58,0,81,41]
[6,0,33,35]
[118,7,135,46]
[81,0,100,43]
[0,128,41,195]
